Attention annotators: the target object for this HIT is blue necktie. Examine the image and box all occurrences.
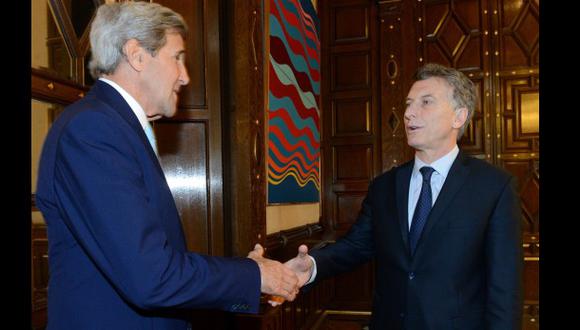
[144,122,158,155]
[409,166,435,255]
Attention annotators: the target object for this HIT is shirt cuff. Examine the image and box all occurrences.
[305,255,317,285]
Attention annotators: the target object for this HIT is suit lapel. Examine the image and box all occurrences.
[395,161,413,253]
[92,81,165,175]
[419,152,470,245]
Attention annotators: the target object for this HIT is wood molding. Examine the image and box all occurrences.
[31,67,89,105]
[265,223,323,251]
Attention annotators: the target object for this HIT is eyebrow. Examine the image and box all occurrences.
[406,94,435,102]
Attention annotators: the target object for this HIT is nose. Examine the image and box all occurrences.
[404,103,415,120]
[179,62,190,86]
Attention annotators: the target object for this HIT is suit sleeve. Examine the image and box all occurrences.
[310,182,376,281]
[485,176,523,329]
[52,111,260,313]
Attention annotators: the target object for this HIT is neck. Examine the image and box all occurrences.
[103,68,151,117]
[415,144,457,164]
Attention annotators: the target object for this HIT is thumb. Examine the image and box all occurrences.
[297,244,308,258]
[253,243,265,257]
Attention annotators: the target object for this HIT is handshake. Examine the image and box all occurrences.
[247,243,313,307]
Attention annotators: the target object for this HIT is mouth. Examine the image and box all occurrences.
[407,125,422,132]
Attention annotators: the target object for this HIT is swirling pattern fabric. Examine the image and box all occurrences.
[268,0,320,203]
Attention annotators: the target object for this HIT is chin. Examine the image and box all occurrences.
[406,137,418,148]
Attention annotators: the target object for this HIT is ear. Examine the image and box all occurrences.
[123,39,147,72]
[452,107,468,129]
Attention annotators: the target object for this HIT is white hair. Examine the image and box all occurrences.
[88,1,187,78]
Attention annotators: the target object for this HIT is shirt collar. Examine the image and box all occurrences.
[413,145,459,179]
[99,77,149,130]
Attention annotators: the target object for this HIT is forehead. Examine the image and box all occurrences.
[162,32,185,50]
[407,77,451,98]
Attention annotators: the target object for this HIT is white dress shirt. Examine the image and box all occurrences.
[407,145,459,229]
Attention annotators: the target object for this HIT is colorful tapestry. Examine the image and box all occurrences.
[268,0,320,203]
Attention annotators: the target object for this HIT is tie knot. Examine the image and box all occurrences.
[419,166,435,182]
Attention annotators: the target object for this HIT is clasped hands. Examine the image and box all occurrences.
[247,244,313,307]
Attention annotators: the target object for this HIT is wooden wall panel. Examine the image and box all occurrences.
[332,53,370,91]
[418,0,491,161]
[160,0,206,108]
[460,78,486,154]
[323,0,380,235]
[332,98,371,136]
[225,0,267,258]
[498,0,539,68]
[31,224,48,330]
[156,122,210,253]
[500,75,539,153]
[335,193,366,231]
[494,2,539,326]
[320,0,379,314]
[154,0,225,260]
[333,6,368,43]
[379,0,416,171]
[326,263,374,311]
[334,145,373,182]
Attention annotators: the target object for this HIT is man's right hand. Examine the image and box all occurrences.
[247,244,299,303]
[284,244,314,287]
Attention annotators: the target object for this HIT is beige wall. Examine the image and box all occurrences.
[266,203,319,234]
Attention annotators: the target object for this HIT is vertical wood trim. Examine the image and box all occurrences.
[227,0,267,257]
[205,0,225,256]
[252,0,267,247]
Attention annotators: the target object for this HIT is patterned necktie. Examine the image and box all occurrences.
[409,166,435,255]
[144,122,158,155]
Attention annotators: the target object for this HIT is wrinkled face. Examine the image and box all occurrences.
[404,77,463,157]
[141,32,189,119]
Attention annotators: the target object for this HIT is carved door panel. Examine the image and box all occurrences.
[494,1,539,328]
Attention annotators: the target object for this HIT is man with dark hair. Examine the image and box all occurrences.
[286,63,523,329]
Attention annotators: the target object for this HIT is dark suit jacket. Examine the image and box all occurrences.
[36,81,260,330]
[310,152,522,330]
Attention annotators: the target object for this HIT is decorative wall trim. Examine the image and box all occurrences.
[265,222,323,250]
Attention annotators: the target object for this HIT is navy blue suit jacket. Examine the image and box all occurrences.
[36,81,260,329]
[310,153,523,329]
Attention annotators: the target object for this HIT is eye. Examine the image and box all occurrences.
[422,99,432,106]
[175,53,185,62]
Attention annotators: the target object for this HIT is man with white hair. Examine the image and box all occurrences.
[36,2,299,329]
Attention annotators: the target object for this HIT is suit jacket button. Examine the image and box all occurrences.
[400,313,405,318]
[408,272,415,280]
